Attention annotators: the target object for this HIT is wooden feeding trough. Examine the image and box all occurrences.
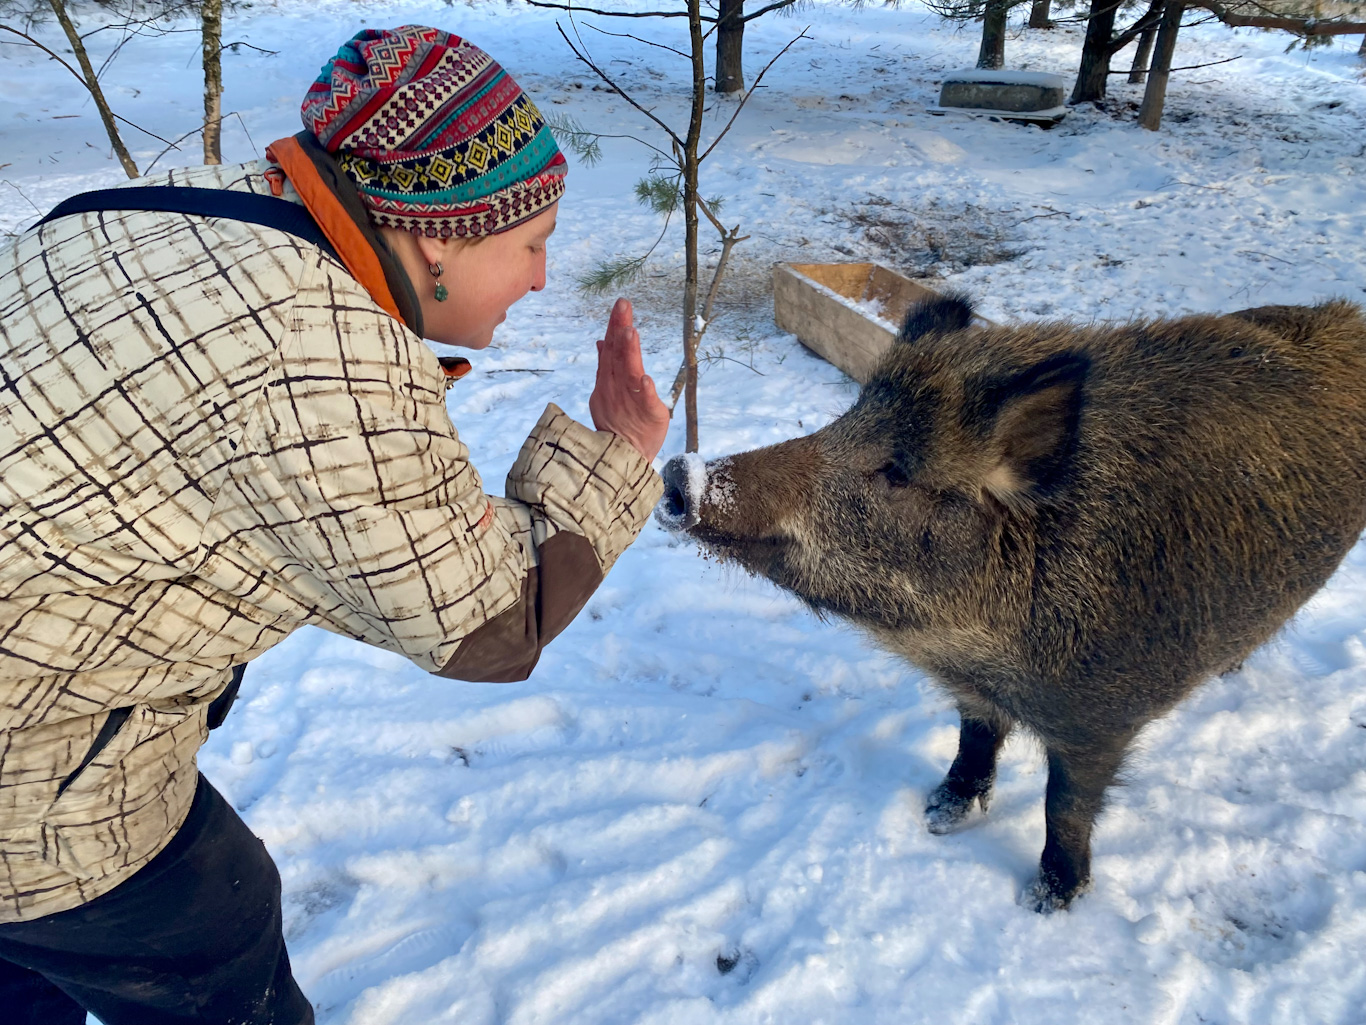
[773,261,993,384]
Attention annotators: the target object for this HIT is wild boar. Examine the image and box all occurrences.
[658,294,1366,912]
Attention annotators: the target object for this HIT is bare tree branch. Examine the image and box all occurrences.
[668,195,751,409]
[924,0,1053,21]
[700,26,809,162]
[2,178,44,216]
[214,40,279,57]
[1,22,84,83]
[94,23,136,79]
[1107,2,1166,53]
[556,21,685,148]
[1,22,180,155]
[1109,53,1241,72]
[741,0,799,23]
[552,117,675,161]
[528,1,708,20]
[542,0,800,444]
[585,19,691,58]
[42,2,140,177]
[694,193,727,236]
[1016,0,1127,27]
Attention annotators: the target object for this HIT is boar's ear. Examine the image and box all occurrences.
[969,351,1090,511]
[898,293,975,345]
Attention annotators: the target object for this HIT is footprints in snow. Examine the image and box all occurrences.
[715,946,759,983]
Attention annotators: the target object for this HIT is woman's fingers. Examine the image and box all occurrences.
[590,298,669,461]
[600,300,638,396]
[606,301,640,391]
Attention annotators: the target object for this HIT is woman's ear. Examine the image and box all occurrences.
[412,232,451,269]
[379,227,454,270]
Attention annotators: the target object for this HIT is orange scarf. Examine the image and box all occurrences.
[265,135,406,326]
[265,136,472,383]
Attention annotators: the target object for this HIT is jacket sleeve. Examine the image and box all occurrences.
[437,406,663,681]
[215,261,662,681]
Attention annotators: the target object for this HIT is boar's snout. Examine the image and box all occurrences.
[658,454,704,531]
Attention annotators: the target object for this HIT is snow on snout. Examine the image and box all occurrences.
[703,456,737,513]
[656,452,709,531]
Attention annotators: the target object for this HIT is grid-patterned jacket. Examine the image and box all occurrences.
[0,155,662,922]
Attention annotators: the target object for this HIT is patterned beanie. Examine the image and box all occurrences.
[302,26,566,238]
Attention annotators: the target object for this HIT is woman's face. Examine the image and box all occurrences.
[415,204,558,349]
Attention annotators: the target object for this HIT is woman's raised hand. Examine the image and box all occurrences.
[589,298,670,463]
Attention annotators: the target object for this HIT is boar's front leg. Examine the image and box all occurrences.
[1023,740,1129,913]
[925,709,1012,834]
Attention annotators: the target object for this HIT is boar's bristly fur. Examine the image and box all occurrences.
[660,297,1366,912]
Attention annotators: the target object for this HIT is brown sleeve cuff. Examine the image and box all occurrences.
[436,532,603,682]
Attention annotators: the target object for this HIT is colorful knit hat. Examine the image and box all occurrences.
[302,26,566,238]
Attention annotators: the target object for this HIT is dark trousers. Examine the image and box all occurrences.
[0,774,312,1025]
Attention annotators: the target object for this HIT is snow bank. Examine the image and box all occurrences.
[3,2,1365,1023]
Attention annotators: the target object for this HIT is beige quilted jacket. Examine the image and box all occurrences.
[0,149,662,922]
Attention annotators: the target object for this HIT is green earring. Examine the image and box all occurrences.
[429,262,448,302]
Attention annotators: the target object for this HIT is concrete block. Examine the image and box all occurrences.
[936,69,1068,117]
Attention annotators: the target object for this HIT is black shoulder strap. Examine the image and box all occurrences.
[36,186,341,264]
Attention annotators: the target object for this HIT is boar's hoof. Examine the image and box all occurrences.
[924,781,989,835]
[1019,871,1090,915]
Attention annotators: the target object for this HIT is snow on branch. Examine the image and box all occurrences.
[1190,0,1366,36]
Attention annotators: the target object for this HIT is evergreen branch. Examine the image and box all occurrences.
[545,112,604,166]
[635,173,681,213]
[578,204,676,294]
[578,254,650,293]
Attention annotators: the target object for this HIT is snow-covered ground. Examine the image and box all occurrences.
[3,2,1366,1022]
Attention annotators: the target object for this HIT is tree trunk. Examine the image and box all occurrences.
[1070,0,1120,105]
[1128,27,1158,83]
[47,0,138,178]
[1128,0,1164,84]
[1028,0,1052,29]
[1139,0,1184,130]
[977,0,1009,69]
[715,0,745,93]
[684,0,705,452]
[202,0,223,164]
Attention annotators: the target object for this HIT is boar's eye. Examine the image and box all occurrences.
[875,458,912,489]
